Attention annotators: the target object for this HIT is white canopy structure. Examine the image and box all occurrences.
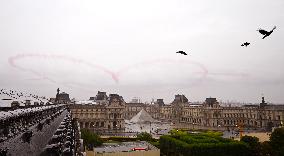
[129,109,156,123]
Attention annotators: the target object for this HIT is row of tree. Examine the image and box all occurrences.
[160,130,250,156]
[159,128,284,156]
[240,127,284,156]
[80,127,284,156]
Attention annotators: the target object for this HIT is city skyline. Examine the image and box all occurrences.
[0,87,279,106]
[0,0,284,104]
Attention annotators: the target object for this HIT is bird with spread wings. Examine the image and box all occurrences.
[241,42,250,47]
[176,51,187,55]
[258,26,276,39]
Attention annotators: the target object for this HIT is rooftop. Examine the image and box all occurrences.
[75,100,97,105]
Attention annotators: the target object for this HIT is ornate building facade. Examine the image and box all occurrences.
[171,97,284,131]
[69,92,125,134]
[69,91,284,133]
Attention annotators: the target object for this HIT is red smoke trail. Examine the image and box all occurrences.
[193,71,249,78]
[116,58,209,85]
[9,53,249,91]
[9,53,210,85]
[207,72,249,77]
[8,54,58,84]
[8,53,119,83]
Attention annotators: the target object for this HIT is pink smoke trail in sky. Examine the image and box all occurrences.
[8,53,210,84]
[8,53,119,83]
[8,53,248,90]
[116,58,209,86]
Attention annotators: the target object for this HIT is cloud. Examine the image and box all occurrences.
[0,0,284,103]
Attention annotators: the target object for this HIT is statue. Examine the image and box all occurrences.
[55,88,60,103]
[262,97,265,103]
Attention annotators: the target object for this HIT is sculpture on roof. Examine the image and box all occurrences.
[55,88,60,103]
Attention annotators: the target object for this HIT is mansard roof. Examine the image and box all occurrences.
[172,94,189,103]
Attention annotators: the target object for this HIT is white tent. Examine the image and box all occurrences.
[130,109,156,123]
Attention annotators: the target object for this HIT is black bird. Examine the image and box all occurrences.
[176,51,187,55]
[257,26,276,39]
[241,42,250,47]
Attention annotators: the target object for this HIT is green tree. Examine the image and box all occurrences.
[260,141,273,156]
[240,135,261,156]
[270,127,284,156]
[81,129,103,150]
[270,127,284,149]
[137,132,153,141]
[160,133,250,156]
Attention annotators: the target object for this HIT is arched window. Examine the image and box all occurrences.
[90,122,95,128]
[113,121,117,129]
[85,122,89,128]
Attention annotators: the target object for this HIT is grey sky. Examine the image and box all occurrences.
[0,0,284,104]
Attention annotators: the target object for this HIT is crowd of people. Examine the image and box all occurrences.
[0,88,47,102]
[41,111,83,156]
[0,105,65,143]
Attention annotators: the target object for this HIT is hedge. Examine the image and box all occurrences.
[160,133,250,156]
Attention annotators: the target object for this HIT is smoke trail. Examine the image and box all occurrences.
[8,54,58,84]
[115,58,209,86]
[8,53,247,91]
[208,72,249,77]
[9,53,210,85]
[8,53,119,83]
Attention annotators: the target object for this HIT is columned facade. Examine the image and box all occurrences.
[69,92,284,133]
[69,93,125,134]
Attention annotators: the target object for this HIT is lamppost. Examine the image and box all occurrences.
[235,124,238,135]
[235,123,244,138]
[149,122,151,134]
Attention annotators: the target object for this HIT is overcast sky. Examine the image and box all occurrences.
[1,0,284,104]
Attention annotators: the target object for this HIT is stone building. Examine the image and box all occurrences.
[52,88,71,104]
[123,95,284,132]
[56,92,70,104]
[69,92,125,134]
[69,91,284,133]
[176,97,284,131]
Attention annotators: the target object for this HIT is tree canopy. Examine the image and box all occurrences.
[270,127,284,156]
[160,131,249,156]
[137,132,153,141]
[240,135,261,156]
[81,129,103,150]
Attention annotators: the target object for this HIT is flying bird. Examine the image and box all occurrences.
[257,26,276,39]
[176,51,187,55]
[241,42,250,47]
